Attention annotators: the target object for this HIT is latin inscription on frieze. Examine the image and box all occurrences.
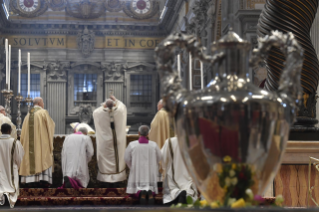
[2,35,163,50]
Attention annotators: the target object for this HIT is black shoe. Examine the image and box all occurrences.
[147,190,155,205]
[139,190,147,205]
[64,176,72,188]
[177,190,187,204]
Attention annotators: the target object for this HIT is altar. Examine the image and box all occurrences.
[50,134,319,208]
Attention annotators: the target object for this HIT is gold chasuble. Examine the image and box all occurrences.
[19,107,55,176]
[149,108,175,148]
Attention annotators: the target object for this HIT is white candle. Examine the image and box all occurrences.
[200,61,204,89]
[177,54,181,78]
[8,45,11,90]
[189,52,192,91]
[18,49,21,94]
[5,39,8,87]
[27,52,30,96]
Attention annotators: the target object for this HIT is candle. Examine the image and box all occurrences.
[18,49,21,94]
[200,61,204,89]
[5,39,8,87]
[8,45,11,90]
[177,54,181,78]
[27,52,30,96]
[189,52,192,91]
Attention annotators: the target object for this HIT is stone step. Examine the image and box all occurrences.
[16,188,164,206]
[19,188,134,198]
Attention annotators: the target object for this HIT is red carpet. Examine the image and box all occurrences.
[17,188,275,206]
[17,188,163,206]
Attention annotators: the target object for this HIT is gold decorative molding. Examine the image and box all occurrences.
[246,0,266,9]
[282,141,319,164]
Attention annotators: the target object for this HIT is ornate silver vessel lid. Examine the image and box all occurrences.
[212,28,251,51]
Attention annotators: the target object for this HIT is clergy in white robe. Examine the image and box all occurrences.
[0,123,24,208]
[0,106,17,139]
[93,95,127,184]
[161,137,198,205]
[125,125,162,204]
[61,127,94,188]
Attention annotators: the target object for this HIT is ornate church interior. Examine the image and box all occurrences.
[1,0,319,210]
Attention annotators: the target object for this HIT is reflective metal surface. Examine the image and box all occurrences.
[155,30,303,203]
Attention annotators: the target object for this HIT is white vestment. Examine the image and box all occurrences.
[162,137,198,204]
[61,133,94,188]
[125,140,162,194]
[0,114,17,139]
[93,100,127,183]
[0,135,24,208]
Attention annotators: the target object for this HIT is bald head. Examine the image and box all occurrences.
[157,99,163,111]
[33,97,44,108]
[104,99,114,110]
[138,125,150,137]
[0,106,5,115]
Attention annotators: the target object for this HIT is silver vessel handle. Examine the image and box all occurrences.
[155,33,224,115]
[250,31,304,106]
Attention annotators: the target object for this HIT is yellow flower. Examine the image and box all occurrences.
[223,155,232,163]
[210,202,219,208]
[229,169,236,177]
[225,177,231,187]
[231,198,246,208]
[200,200,208,207]
[275,195,284,206]
[232,163,237,169]
[230,177,238,186]
[245,189,253,201]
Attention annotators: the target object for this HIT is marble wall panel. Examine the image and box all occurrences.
[274,165,319,207]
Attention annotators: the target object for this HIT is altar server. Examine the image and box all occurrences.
[61,127,94,188]
[0,123,24,208]
[162,137,198,205]
[93,95,127,187]
[149,100,175,148]
[125,125,162,205]
[0,106,17,139]
[20,97,55,187]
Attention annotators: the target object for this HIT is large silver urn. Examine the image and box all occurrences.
[155,30,303,203]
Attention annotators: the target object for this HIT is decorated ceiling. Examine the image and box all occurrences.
[8,0,164,24]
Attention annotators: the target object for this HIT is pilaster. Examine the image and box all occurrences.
[45,60,69,134]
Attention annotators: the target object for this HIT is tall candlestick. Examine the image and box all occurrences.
[5,39,8,87]
[27,52,30,96]
[177,54,181,78]
[200,61,204,89]
[189,52,192,91]
[8,45,11,90]
[18,49,21,94]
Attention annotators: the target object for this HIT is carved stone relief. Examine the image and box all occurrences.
[78,104,93,124]
[46,0,66,11]
[184,0,211,37]
[77,26,95,58]
[102,61,128,81]
[104,0,125,12]
[44,59,70,81]
[66,0,105,19]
